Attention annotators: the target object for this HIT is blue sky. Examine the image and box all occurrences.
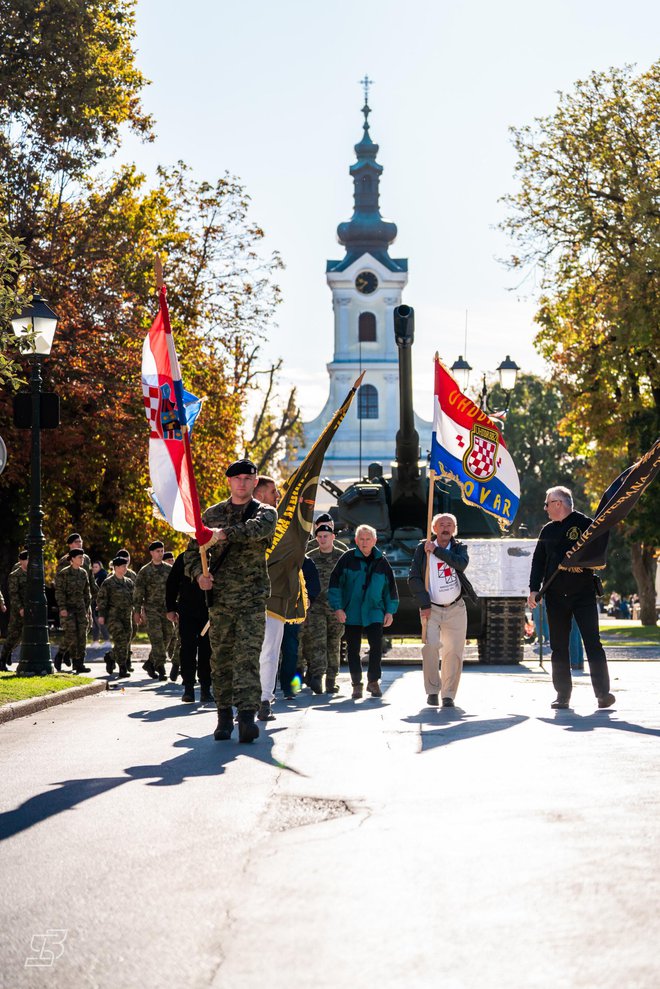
[122,0,660,419]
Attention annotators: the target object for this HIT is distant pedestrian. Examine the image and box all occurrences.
[133,540,174,681]
[97,558,135,678]
[0,551,28,671]
[54,533,96,668]
[91,561,110,642]
[328,524,398,699]
[54,549,91,674]
[528,486,615,710]
[302,523,344,694]
[408,513,477,708]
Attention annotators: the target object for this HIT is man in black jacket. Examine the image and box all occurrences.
[527,486,614,710]
[408,513,476,708]
[166,552,213,704]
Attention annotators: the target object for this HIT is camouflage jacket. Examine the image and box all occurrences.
[7,567,27,611]
[57,551,97,600]
[184,498,277,610]
[55,566,91,611]
[132,562,172,613]
[306,545,346,609]
[97,575,134,621]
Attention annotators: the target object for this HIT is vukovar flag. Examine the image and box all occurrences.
[141,307,203,534]
[430,359,520,530]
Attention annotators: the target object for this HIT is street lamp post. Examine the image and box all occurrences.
[450,354,520,414]
[11,294,59,676]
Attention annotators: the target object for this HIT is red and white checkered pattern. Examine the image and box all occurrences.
[467,434,496,479]
[143,384,161,439]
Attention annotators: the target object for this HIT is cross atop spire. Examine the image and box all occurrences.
[359,74,373,105]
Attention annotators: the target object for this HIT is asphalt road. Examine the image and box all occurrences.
[1,658,659,989]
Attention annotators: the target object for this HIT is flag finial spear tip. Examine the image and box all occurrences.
[353,371,366,389]
[155,255,164,289]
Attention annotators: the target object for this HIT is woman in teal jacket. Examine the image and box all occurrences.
[328,524,398,699]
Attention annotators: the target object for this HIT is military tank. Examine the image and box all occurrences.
[321,304,530,664]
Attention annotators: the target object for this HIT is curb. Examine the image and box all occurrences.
[0,679,108,725]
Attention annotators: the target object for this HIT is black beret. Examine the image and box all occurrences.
[225,458,258,478]
[148,540,164,551]
[18,550,29,560]
[163,552,174,561]
[68,548,84,559]
[315,513,333,526]
[316,523,334,534]
[115,549,130,560]
[111,556,128,568]
[66,532,82,545]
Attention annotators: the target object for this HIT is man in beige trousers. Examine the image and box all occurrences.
[408,513,477,708]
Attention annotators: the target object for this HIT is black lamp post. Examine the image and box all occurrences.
[450,354,520,414]
[11,293,59,676]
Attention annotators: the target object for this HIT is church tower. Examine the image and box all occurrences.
[294,85,430,481]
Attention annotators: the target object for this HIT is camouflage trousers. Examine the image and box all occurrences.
[301,607,343,678]
[169,624,180,665]
[1,613,23,659]
[208,606,265,712]
[61,606,88,664]
[107,618,133,668]
[144,609,174,668]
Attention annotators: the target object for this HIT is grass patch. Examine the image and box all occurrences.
[0,672,94,706]
[599,624,660,647]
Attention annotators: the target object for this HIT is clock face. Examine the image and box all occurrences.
[355,271,378,294]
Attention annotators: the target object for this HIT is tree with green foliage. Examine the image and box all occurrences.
[0,0,297,577]
[501,60,660,623]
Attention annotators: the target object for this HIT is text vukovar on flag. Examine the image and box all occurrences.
[141,286,212,544]
[430,358,520,529]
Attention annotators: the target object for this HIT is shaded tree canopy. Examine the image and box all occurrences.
[501,60,660,622]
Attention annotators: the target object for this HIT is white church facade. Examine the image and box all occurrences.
[293,94,431,482]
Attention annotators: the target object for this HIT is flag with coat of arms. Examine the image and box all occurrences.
[430,356,520,530]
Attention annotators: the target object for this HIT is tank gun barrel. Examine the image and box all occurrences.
[393,304,420,478]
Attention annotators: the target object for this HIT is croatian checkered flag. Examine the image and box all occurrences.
[430,357,520,530]
[141,284,213,545]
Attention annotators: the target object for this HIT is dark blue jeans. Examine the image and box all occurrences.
[344,623,383,685]
[545,588,609,699]
[279,624,300,695]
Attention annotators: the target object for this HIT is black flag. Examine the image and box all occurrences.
[560,437,660,570]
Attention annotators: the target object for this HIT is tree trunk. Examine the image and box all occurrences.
[630,542,657,626]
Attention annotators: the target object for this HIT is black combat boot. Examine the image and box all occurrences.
[74,664,91,674]
[117,665,130,679]
[52,651,64,672]
[310,674,324,695]
[0,651,10,672]
[214,707,234,741]
[62,650,72,668]
[238,710,259,743]
[105,651,115,674]
[155,665,167,681]
[181,684,195,702]
[169,663,180,682]
[142,659,157,679]
[199,684,214,703]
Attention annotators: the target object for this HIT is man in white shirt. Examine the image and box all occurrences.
[408,513,475,708]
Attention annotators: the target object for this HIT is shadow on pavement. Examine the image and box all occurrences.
[539,712,660,737]
[402,712,529,751]
[0,724,303,842]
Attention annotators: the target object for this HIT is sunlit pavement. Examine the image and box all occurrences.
[1,658,659,988]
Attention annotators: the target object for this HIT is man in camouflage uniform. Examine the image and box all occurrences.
[55,533,96,669]
[185,458,277,744]
[302,523,346,694]
[0,550,28,671]
[114,549,137,670]
[97,557,135,678]
[133,540,173,681]
[163,551,180,680]
[54,548,91,673]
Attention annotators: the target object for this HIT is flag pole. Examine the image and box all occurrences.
[421,468,436,644]
[154,256,209,579]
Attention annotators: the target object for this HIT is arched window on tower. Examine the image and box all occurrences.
[358,312,377,342]
[358,384,378,420]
